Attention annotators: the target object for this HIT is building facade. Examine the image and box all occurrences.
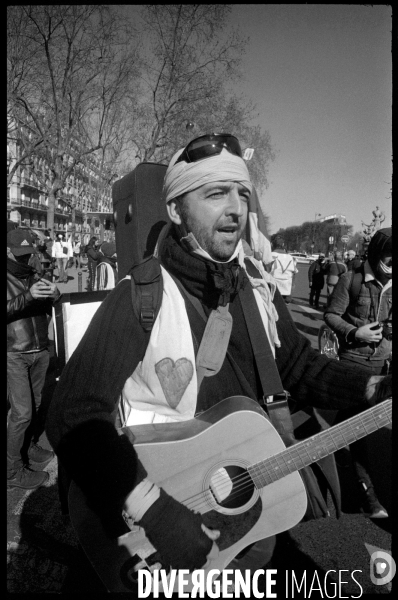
[7,138,115,244]
[317,213,347,225]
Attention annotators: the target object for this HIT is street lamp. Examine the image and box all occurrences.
[312,213,321,253]
[333,216,339,252]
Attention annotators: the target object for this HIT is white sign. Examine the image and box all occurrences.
[329,236,334,243]
[243,148,254,161]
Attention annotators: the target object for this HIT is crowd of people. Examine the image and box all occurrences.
[7,133,391,583]
[6,225,118,292]
[308,249,365,308]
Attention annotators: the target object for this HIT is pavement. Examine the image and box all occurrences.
[7,264,393,595]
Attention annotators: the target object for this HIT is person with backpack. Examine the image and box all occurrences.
[270,237,298,304]
[324,228,392,519]
[324,251,347,299]
[46,133,391,578]
[95,241,117,290]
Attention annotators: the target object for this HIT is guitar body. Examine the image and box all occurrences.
[69,396,308,592]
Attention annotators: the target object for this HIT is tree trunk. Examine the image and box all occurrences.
[47,190,56,237]
[71,206,76,243]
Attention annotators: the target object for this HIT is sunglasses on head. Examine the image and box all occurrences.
[174,133,243,165]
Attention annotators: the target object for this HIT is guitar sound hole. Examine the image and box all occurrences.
[209,465,255,509]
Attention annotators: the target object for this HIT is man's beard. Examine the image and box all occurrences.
[178,206,244,262]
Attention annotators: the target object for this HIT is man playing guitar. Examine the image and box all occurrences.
[46,134,392,590]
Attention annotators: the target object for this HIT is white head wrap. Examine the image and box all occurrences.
[158,143,279,347]
[163,147,252,203]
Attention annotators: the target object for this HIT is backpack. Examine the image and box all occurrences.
[129,254,341,521]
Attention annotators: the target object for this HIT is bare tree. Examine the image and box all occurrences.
[7,5,140,235]
[124,5,275,191]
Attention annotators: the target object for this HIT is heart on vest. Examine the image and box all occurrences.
[155,357,194,409]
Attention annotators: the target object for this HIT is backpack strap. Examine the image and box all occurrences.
[129,256,163,332]
[348,266,364,306]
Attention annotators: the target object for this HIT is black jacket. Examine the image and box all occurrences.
[7,258,53,352]
[87,246,100,263]
[46,272,373,521]
[346,258,362,271]
[308,260,325,287]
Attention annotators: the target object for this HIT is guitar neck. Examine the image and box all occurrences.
[249,399,392,489]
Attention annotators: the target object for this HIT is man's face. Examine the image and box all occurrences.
[171,181,250,261]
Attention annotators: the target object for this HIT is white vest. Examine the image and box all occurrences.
[271,252,297,296]
[121,255,280,427]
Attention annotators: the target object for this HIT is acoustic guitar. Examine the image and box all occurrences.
[68,395,392,593]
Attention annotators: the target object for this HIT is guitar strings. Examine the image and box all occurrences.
[182,403,392,512]
[177,402,392,515]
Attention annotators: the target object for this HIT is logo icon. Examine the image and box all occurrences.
[366,543,396,586]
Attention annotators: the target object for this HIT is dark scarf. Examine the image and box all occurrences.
[160,228,246,308]
[98,255,117,269]
[7,256,36,280]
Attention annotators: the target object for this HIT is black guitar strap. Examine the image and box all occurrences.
[239,262,302,439]
[238,274,285,398]
[241,261,341,519]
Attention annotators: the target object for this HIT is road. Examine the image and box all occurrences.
[7,263,393,596]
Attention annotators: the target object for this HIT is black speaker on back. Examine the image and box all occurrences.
[112,162,168,280]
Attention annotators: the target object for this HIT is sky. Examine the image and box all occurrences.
[229,5,392,235]
[122,4,392,237]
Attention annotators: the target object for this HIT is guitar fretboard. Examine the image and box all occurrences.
[248,399,391,489]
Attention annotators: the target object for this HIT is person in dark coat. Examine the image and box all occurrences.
[7,229,60,490]
[95,241,118,290]
[324,252,347,298]
[308,253,326,308]
[345,249,362,271]
[324,228,392,519]
[85,236,100,292]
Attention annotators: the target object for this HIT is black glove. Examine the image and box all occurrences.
[138,488,213,571]
[364,374,392,404]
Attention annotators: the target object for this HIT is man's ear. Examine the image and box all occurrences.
[166,199,182,225]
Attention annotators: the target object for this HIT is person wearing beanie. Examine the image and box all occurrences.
[324,227,392,519]
[95,241,118,290]
[7,229,60,490]
[46,134,392,579]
